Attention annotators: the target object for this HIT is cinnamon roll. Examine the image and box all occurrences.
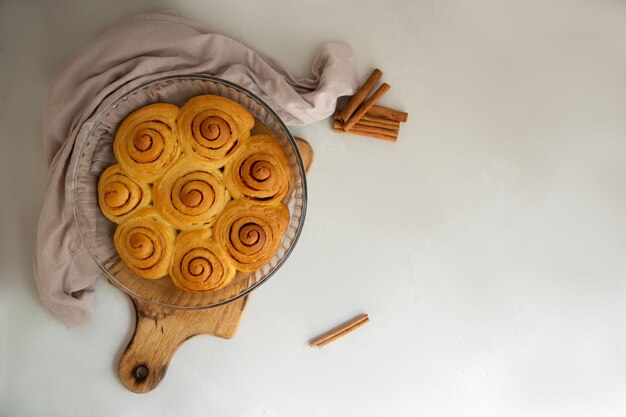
[153,158,230,230]
[97,164,151,223]
[214,199,290,272]
[169,230,236,292]
[223,135,291,203]
[113,103,180,183]
[113,208,176,279]
[176,95,254,166]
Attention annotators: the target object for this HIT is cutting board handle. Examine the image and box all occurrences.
[118,296,247,393]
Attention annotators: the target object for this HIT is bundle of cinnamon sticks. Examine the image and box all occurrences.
[334,68,407,142]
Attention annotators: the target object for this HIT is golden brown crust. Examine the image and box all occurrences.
[153,157,230,230]
[113,103,181,183]
[223,135,291,204]
[176,95,254,167]
[113,208,177,279]
[97,164,151,223]
[169,230,235,292]
[213,199,290,272]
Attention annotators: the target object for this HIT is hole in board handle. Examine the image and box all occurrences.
[133,364,149,383]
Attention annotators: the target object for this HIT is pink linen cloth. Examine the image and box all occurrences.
[34,10,357,327]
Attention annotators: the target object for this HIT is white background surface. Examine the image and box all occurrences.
[3,0,626,416]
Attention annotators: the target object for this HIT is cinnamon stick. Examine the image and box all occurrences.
[334,112,400,131]
[337,69,383,122]
[343,83,391,131]
[360,113,401,127]
[309,313,370,348]
[333,119,399,135]
[368,105,408,122]
[333,127,398,143]
[353,118,400,132]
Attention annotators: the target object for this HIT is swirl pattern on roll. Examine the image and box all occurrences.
[223,135,292,203]
[114,208,176,279]
[113,103,180,183]
[214,199,290,272]
[169,230,236,292]
[177,95,255,166]
[153,158,230,230]
[97,164,151,223]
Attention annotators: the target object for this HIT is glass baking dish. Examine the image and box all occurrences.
[73,74,307,309]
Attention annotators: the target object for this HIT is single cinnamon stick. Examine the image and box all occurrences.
[360,114,401,128]
[353,119,400,132]
[333,127,398,143]
[352,118,400,132]
[337,69,383,122]
[333,119,399,135]
[334,112,400,131]
[309,313,370,348]
[343,83,391,131]
[315,318,370,348]
[368,105,408,122]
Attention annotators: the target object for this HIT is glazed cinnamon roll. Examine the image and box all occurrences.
[176,95,255,166]
[169,230,236,292]
[214,199,290,272]
[113,208,177,279]
[153,158,230,230]
[97,164,151,223]
[223,135,291,203]
[113,103,180,183]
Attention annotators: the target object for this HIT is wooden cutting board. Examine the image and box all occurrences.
[117,137,313,393]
